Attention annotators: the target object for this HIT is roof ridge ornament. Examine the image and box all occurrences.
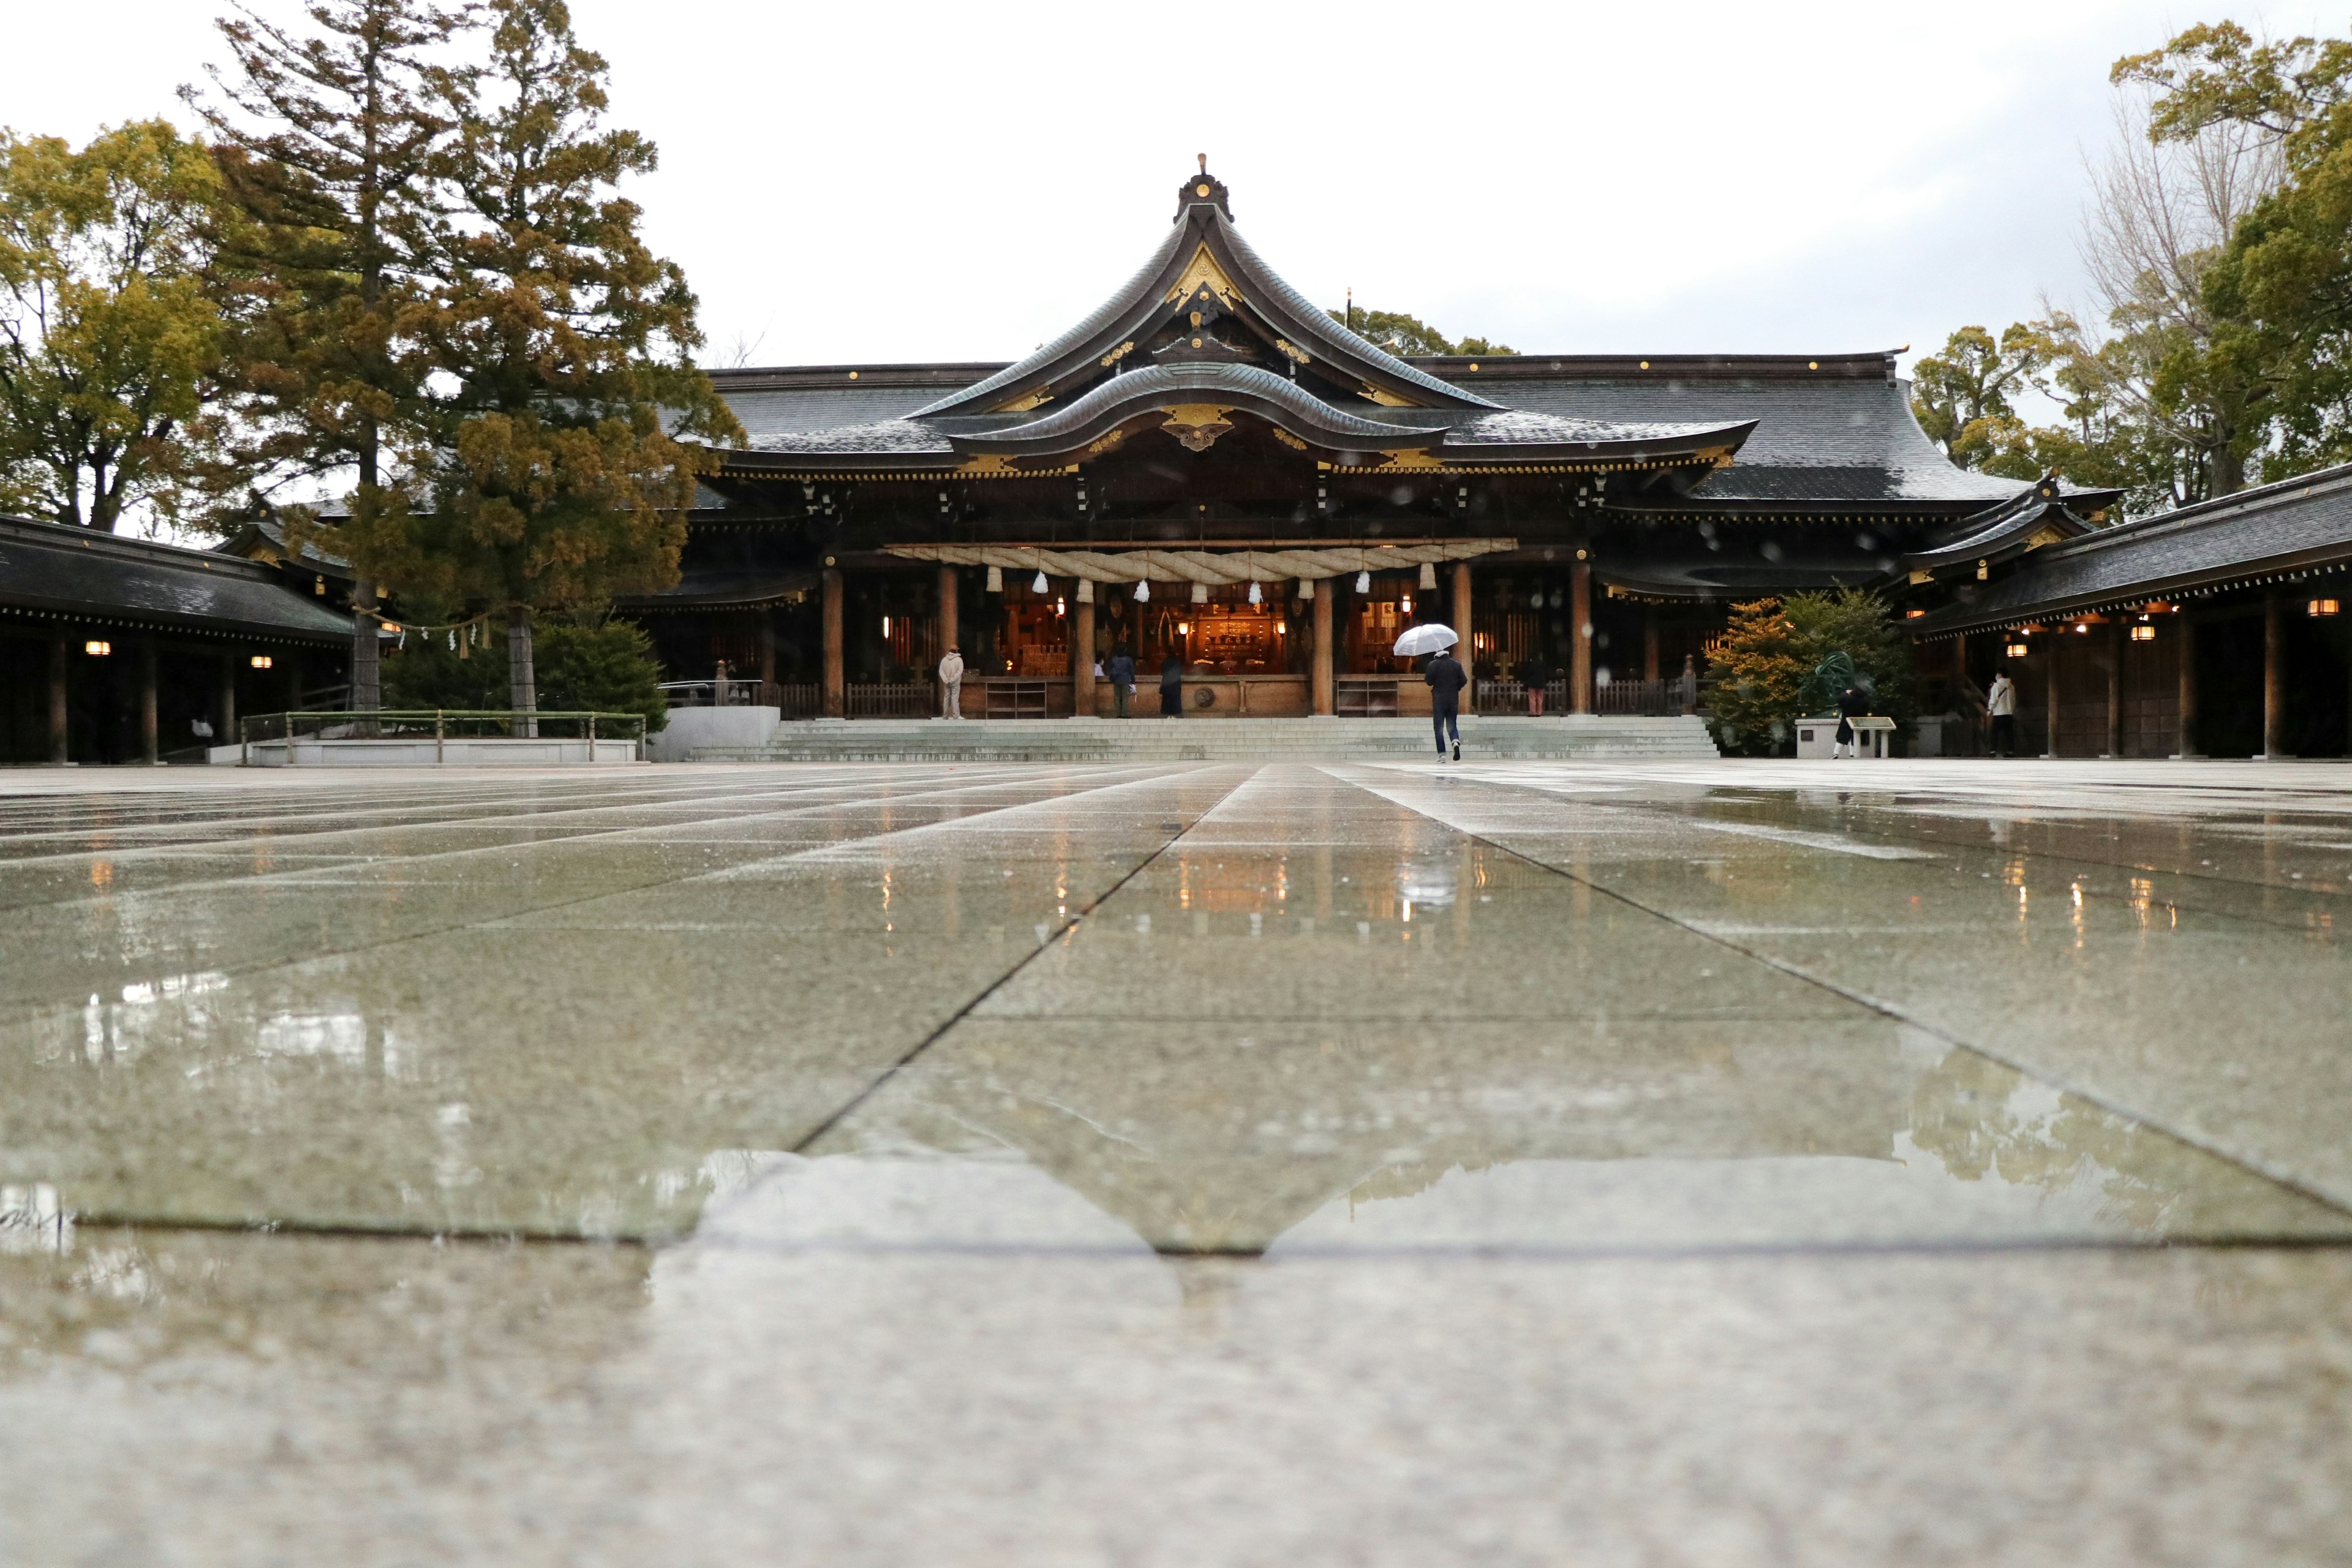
[1177,156,1233,223]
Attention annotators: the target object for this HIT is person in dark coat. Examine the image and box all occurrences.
[1107,645,1136,718]
[1159,651,1184,717]
[1425,647,1468,761]
[1516,653,1551,716]
[1834,683,1869,758]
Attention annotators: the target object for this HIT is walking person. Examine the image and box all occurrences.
[1108,644,1136,718]
[1517,651,1551,716]
[938,644,964,720]
[1833,682,1868,759]
[1426,645,1468,762]
[1159,650,1184,717]
[1986,669,2018,756]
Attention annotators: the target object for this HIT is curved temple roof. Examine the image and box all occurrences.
[717,165,1768,476]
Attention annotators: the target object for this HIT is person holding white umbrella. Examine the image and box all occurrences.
[1396,622,1466,762]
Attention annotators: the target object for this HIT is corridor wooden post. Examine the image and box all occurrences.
[758,612,777,704]
[48,635,68,763]
[1311,584,1333,715]
[937,564,959,668]
[1450,561,1473,712]
[820,567,845,718]
[1071,586,1096,717]
[2105,622,2123,758]
[2176,617,2200,757]
[1643,610,1660,682]
[2044,649,2061,758]
[1569,561,1593,714]
[2264,591,2289,757]
[138,638,159,764]
[218,653,238,755]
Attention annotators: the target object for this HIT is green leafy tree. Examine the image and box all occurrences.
[382,614,665,728]
[342,0,739,726]
[1326,305,1516,357]
[1705,590,1917,756]
[533,618,665,728]
[0,121,227,531]
[1910,323,2049,476]
[2124,24,2352,477]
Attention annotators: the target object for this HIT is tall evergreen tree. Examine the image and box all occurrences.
[185,0,474,707]
[341,0,736,727]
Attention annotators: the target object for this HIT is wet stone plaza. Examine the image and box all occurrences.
[2,757,2350,1565]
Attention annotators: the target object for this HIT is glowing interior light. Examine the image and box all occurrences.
[84,640,110,656]
[249,655,273,668]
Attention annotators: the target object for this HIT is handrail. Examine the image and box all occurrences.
[238,709,648,764]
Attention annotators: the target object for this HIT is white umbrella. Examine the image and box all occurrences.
[1392,623,1458,657]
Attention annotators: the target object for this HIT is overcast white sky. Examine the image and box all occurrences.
[4,1,2335,377]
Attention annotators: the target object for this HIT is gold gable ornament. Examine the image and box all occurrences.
[1164,244,1243,311]
[1160,404,1235,453]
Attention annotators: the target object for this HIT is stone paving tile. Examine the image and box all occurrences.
[2,1226,2350,1567]
[3,760,2351,1566]
[0,768,1243,1236]
[809,1016,2348,1251]
[1344,766,2352,1210]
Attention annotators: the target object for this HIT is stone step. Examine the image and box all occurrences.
[690,715,1721,764]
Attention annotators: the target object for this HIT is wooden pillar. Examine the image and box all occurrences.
[758,611,777,701]
[820,568,845,718]
[138,638,159,765]
[937,564,959,668]
[2044,647,2061,759]
[1311,584,1333,715]
[1642,609,1660,683]
[2105,622,2124,758]
[286,653,301,715]
[1451,560,1474,713]
[2176,617,2199,757]
[47,635,68,764]
[218,652,238,753]
[2264,590,2289,757]
[1569,561,1593,714]
[1071,587,1096,718]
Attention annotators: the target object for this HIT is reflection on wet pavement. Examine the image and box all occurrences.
[4,758,2352,1564]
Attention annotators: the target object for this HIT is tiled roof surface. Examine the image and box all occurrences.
[1909,463,2352,633]
[713,366,2001,502]
[0,515,356,640]
[910,225,1191,418]
[1466,375,2020,503]
[745,419,957,456]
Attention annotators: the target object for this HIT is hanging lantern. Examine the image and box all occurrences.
[986,566,1003,594]
[1032,570,1049,594]
[1355,570,1371,594]
[1419,562,1438,591]
[1076,578,1093,604]
[1247,581,1262,605]
[1191,582,1208,603]
[1134,579,1150,603]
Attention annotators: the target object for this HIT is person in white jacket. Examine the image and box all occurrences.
[1986,671,2017,757]
[938,646,965,719]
